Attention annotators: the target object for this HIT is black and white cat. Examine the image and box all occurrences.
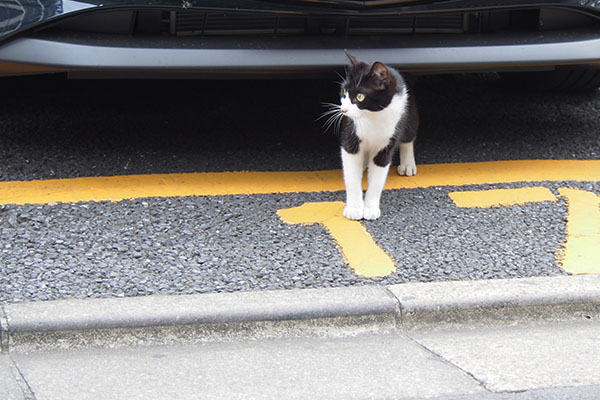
[326,52,419,220]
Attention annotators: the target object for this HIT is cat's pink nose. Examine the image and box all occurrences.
[341,107,349,114]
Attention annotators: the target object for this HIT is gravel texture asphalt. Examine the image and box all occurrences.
[2,179,598,303]
[0,74,599,304]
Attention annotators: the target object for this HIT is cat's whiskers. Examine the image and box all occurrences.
[316,106,341,123]
[320,111,339,126]
[317,103,345,135]
[323,112,345,135]
[334,111,344,135]
[319,102,341,110]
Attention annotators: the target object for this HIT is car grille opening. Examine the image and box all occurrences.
[168,11,468,37]
[43,6,600,44]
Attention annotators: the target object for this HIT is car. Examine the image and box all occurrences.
[1,0,600,90]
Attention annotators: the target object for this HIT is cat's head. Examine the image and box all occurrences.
[340,52,401,120]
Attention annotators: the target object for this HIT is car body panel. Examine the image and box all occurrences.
[1,0,600,76]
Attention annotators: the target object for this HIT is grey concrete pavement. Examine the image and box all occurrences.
[413,320,600,393]
[10,333,485,400]
[0,355,25,400]
[2,275,600,399]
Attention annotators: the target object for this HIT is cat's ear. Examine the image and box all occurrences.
[345,50,362,67]
[368,62,391,90]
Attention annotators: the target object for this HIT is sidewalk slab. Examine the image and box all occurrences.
[410,319,600,393]
[0,355,26,400]
[10,333,486,400]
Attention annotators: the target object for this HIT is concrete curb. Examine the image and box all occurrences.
[2,285,400,352]
[389,274,600,328]
[2,275,600,352]
[4,285,397,333]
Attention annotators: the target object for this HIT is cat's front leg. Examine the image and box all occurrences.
[397,140,417,176]
[363,162,391,220]
[341,149,364,220]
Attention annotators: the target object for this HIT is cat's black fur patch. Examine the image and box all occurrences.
[340,116,361,154]
[339,53,419,167]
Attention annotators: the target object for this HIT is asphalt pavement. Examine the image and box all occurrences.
[1,74,599,303]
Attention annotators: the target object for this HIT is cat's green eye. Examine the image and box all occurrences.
[356,93,365,102]
[343,90,348,97]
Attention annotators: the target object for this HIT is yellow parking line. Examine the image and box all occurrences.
[278,202,396,278]
[449,187,557,208]
[0,170,345,205]
[0,160,599,205]
[395,159,600,188]
[557,188,600,274]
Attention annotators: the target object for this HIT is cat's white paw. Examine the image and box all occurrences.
[362,207,381,220]
[397,163,417,177]
[343,206,363,220]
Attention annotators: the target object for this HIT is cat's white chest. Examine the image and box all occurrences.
[353,91,407,154]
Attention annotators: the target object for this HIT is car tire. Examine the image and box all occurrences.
[500,69,600,92]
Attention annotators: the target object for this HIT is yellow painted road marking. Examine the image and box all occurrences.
[449,186,600,275]
[277,202,395,278]
[0,170,345,206]
[449,187,557,208]
[2,160,600,277]
[557,188,600,274]
[397,159,600,188]
[1,160,600,205]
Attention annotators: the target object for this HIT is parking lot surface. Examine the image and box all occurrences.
[1,75,599,304]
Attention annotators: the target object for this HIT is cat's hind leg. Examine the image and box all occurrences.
[397,140,417,176]
[397,93,419,177]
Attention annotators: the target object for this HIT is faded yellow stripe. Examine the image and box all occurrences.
[449,187,557,208]
[392,159,600,189]
[1,160,600,205]
[557,188,600,274]
[0,170,346,205]
[277,202,395,278]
